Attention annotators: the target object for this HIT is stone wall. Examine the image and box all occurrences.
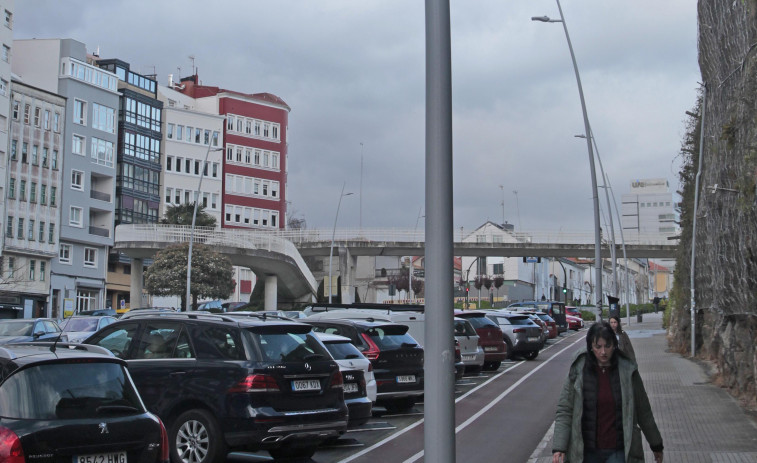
[669,0,757,408]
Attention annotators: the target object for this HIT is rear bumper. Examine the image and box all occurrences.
[345,397,373,427]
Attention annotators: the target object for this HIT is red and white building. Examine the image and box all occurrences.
[177,75,289,231]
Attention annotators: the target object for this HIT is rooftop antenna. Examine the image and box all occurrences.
[177,66,181,78]
[188,55,196,76]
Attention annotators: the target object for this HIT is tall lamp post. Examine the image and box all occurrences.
[328,183,353,303]
[185,138,222,312]
[533,1,603,318]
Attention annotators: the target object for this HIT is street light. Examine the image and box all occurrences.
[328,183,353,303]
[408,208,425,302]
[185,137,222,312]
[532,1,603,318]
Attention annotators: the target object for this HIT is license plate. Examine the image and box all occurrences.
[484,346,498,352]
[343,382,358,393]
[292,379,321,391]
[462,354,475,361]
[76,452,127,463]
[396,375,416,383]
[527,337,540,342]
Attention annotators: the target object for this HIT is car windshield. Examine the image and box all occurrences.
[365,326,418,349]
[460,315,499,329]
[0,321,34,336]
[252,331,331,362]
[0,361,143,419]
[60,318,99,332]
[324,341,364,360]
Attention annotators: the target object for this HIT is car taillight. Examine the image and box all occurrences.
[360,333,380,360]
[331,371,344,389]
[156,417,170,463]
[0,426,24,463]
[513,328,526,333]
[228,374,280,393]
[367,362,373,372]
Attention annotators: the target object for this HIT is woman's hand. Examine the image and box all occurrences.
[552,452,565,463]
[653,450,663,463]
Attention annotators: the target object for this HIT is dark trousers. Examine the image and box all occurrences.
[584,448,625,463]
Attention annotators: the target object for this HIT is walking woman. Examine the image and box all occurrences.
[609,315,636,363]
[552,321,663,463]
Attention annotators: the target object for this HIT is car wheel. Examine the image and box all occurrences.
[503,337,514,360]
[268,445,317,462]
[483,361,501,371]
[522,350,539,360]
[170,409,227,463]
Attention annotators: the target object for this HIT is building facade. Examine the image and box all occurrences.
[13,38,119,316]
[1,79,64,317]
[0,1,13,267]
[621,178,678,240]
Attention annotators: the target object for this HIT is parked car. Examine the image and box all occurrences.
[513,311,549,347]
[531,311,558,339]
[58,315,117,343]
[483,311,543,360]
[222,301,248,311]
[314,332,375,427]
[566,313,585,330]
[508,300,568,333]
[0,318,66,344]
[454,311,507,371]
[454,317,485,375]
[304,318,424,412]
[0,342,169,463]
[84,311,348,463]
[565,306,583,319]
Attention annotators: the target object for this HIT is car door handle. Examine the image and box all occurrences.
[169,371,187,376]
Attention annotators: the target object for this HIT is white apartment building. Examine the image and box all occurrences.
[0,1,13,263]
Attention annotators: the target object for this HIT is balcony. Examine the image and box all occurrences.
[89,226,110,238]
[90,189,111,202]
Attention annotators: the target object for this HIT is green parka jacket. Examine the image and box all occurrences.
[552,349,663,462]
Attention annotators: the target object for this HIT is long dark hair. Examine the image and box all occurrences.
[585,321,618,368]
[609,315,624,334]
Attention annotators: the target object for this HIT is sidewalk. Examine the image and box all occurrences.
[530,311,757,463]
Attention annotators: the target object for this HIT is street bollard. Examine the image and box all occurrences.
[637,310,643,323]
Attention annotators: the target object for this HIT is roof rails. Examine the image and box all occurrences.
[223,311,295,322]
[306,303,426,313]
[118,309,295,324]
[0,342,116,357]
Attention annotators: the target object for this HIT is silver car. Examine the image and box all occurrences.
[454,317,485,374]
[483,311,543,360]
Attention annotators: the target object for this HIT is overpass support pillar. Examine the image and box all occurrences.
[130,258,144,309]
[264,275,278,310]
[338,247,355,304]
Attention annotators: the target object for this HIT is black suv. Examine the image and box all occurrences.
[305,319,424,412]
[84,311,348,463]
[0,342,169,463]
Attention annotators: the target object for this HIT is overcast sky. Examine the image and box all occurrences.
[14,1,700,235]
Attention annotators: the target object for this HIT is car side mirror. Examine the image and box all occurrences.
[33,331,46,338]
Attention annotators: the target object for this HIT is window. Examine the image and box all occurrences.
[12,100,18,119]
[33,107,41,126]
[28,220,35,240]
[92,103,116,133]
[48,223,55,243]
[84,248,97,268]
[8,178,14,199]
[29,260,36,280]
[5,217,12,238]
[70,206,82,227]
[254,121,261,136]
[272,125,279,140]
[50,187,56,206]
[10,139,15,160]
[166,157,172,171]
[52,150,59,169]
[204,129,210,145]
[31,145,38,165]
[73,99,86,125]
[59,244,72,264]
[4,10,11,29]
[7,257,14,278]
[186,126,193,142]
[24,104,30,124]
[195,128,201,144]
[54,113,60,132]
[2,44,9,63]
[40,185,47,205]
[19,180,26,201]
[0,78,7,96]
[165,187,173,204]
[39,222,45,242]
[40,262,46,281]
[21,142,27,163]
[17,218,23,239]
[176,125,183,140]
[30,182,37,203]
[263,123,270,137]
[167,123,174,139]
[73,134,85,155]
[91,138,114,167]
[71,170,84,190]
[44,110,50,129]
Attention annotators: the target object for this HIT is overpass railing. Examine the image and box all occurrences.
[267,228,678,247]
[115,224,318,292]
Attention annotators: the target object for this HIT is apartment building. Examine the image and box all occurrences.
[13,38,119,315]
[1,79,65,317]
[0,2,14,264]
[92,58,164,310]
